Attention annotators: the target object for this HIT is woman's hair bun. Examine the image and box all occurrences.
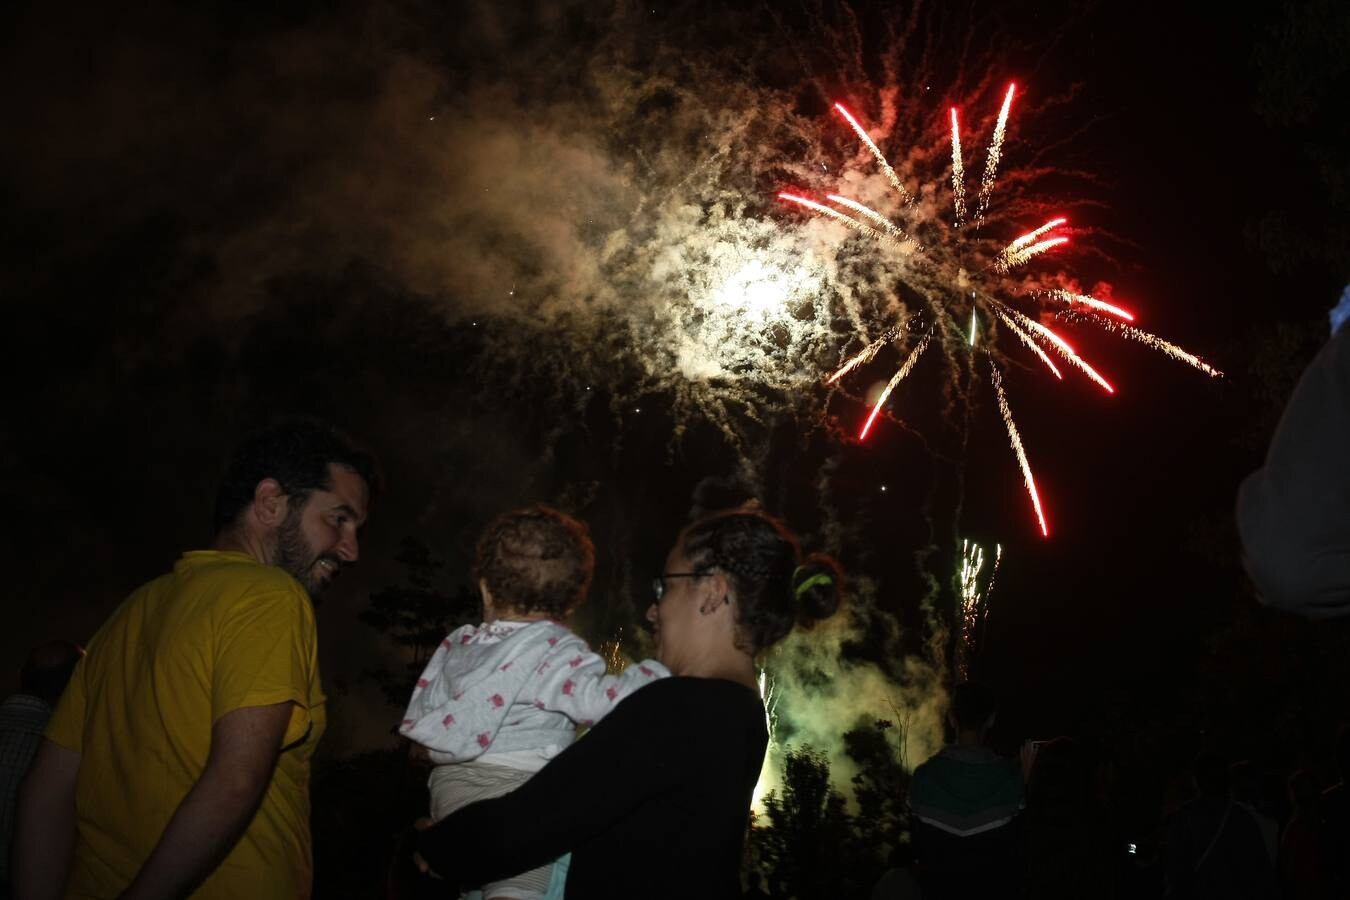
[791,552,844,626]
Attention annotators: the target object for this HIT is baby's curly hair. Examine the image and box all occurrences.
[473,505,595,618]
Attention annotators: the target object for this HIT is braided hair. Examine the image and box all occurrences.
[680,508,843,653]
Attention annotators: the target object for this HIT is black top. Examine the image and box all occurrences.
[418,676,767,899]
[1238,325,1350,616]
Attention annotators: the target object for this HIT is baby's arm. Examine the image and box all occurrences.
[532,634,668,723]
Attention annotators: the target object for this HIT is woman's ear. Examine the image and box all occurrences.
[700,571,731,615]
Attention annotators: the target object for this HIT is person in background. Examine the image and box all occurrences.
[906,681,1023,900]
[0,642,83,898]
[1162,752,1275,899]
[1229,761,1278,869]
[1020,736,1118,899]
[1319,725,1350,898]
[1238,284,1350,616]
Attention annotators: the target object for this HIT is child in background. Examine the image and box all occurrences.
[400,505,668,900]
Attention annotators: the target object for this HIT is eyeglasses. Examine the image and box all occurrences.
[651,571,707,602]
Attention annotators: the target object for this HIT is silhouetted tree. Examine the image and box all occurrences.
[751,746,865,899]
[845,718,913,870]
[359,537,477,708]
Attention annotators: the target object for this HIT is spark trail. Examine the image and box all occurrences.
[991,362,1048,537]
[778,192,895,244]
[951,108,968,227]
[834,103,913,205]
[1042,289,1135,321]
[858,330,934,440]
[973,83,1016,229]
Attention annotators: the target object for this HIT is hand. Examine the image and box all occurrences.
[412,816,438,878]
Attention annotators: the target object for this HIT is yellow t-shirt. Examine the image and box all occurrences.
[46,550,326,900]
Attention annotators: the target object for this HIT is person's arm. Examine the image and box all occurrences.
[534,636,669,723]
[417,679,690,890]
[12,740,81,900]
[1237,326,1350,616]
[115,702,292,900]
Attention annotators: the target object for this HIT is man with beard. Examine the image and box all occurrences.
[12,420,376,900]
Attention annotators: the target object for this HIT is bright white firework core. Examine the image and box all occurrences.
[709,259,817,320]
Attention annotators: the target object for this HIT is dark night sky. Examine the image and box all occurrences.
[2,0,1345,757]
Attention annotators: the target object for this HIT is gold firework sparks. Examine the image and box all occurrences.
[833,102,913,205]
[777,191,897,244]
[991,362,1048,537]
[973,83,1016,229]
[858,330,935,440]
[826,194,917,247]
[992,305,1063,379]
[950,108,968,228]
[991,300,1115,393]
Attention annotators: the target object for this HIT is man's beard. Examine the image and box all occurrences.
[274,504,340,596]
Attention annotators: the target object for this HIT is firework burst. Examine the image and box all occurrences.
[779,84,1222,536]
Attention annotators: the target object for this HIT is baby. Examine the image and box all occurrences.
[400,505,667,900]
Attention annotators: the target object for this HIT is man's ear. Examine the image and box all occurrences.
[252,478,289,528]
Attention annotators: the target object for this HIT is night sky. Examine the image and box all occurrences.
[3,0,1345,762]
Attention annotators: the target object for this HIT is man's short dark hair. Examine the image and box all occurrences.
[951,681,997,732]
[213,419,379,534]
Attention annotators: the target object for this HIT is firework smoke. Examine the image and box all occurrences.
[759,584,947,807]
